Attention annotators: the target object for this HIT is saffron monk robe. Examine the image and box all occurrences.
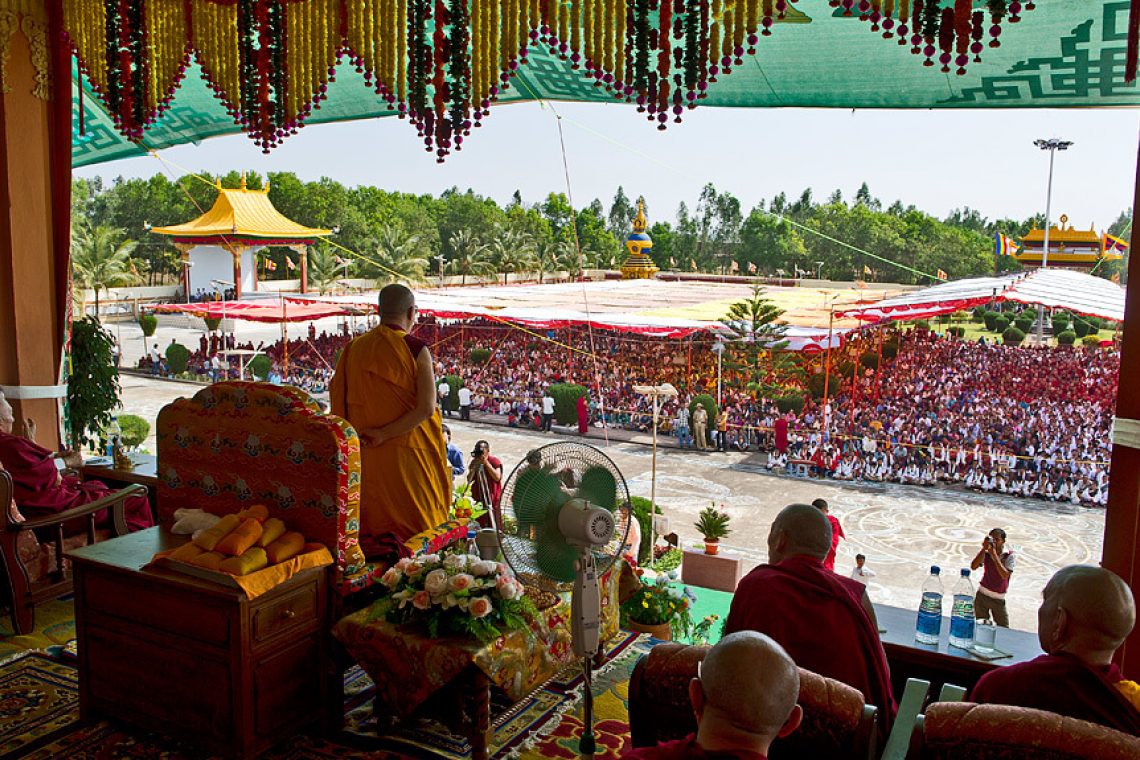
[329,284,450,548]
[0,393,153,532]
[724,503,895,729]
[970,565,1140,735]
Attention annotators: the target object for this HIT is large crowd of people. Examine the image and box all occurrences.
[136,312,1118,508]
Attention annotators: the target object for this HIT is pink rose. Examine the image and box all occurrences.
[449,573,474,592]
[404,561,424,578]
[469,596,492,619]
[412,590,431,610]
[497,575,521,601]
[380,568,402,589]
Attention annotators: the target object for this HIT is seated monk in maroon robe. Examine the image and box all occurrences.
[970,565,1140,734]
[0,394,152,532]
[724,503,896,728]
[622,631,803,760]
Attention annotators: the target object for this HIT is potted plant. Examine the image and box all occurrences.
[620,575,695,641]
[695,505,731,555]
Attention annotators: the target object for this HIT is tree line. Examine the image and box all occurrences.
[70,172,1131,298]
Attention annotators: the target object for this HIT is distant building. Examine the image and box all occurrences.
[1015,214,1123,272]
[620,200,659,280]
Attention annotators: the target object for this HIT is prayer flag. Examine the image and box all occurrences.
[863,264,873,276]
[936,269,948,281]
[264,258,277,272]
[748,261,757,273]
[670,257,677,268]
[1104,234,1129,255]
[994,232,1020,257]
[285,256,297,271]
[690,259,698,271]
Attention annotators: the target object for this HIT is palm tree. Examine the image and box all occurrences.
[533,239,580,283]
[490,228,536,286]
[71,222,141,320]
[306,246,341,294]
[364,225,429,284]
[447,229,495,285]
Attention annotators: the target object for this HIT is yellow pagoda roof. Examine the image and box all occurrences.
[151,180,330,240]
[1021,215,1101,245]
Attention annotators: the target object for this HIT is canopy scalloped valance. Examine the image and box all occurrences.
[63,0,1058,162]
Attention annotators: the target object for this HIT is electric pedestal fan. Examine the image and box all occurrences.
[496,442,633,759]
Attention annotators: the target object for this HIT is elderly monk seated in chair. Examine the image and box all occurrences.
[330,284,450,553]
[969,564,1140,734]
[0,391,152,532]
[622,631,803,760]
[724,503,895,726]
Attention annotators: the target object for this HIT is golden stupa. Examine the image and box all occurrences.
[620,200,659,280]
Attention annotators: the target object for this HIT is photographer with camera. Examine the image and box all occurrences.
[971,527,1015,627]
[467,439,503,528]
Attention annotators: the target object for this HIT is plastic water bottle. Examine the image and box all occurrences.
[465,526,479,558]
[915,565,944,645]
[105,417,121,458]
[949,568,976,649]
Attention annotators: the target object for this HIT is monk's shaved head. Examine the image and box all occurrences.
[697,631,800,736]
[1039,565,1136,660]
[378,283,416,317]
[0,391,12,434]
[768,503,832,563]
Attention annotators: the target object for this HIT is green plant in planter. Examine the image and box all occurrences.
[1002,326,1026,346]
[619,575,695,640]
[66,317,121,451]
[695,505,731,555]
[139,313,157,337]
[166,343,190,374]
[117,414,150,449]
[248,354,272,380]
[1056,330,1077,347]
[652,547,683,572]
[630,496,662,565]
[204,316,222,332]
[689,394,718,446]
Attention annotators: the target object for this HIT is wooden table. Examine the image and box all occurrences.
[874,603,1042,695]
[68,527,331,758]
[81,454,161,521]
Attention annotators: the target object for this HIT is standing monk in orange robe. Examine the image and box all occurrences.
[330,284,450,544]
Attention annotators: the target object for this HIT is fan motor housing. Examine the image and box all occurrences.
[559,498,616,547]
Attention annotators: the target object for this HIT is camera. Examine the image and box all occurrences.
[984,536,994,547]
[471,446,485,459]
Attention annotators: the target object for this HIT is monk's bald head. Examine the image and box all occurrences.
[696,631,800,737]
[767,503,832,564]
[1039,565,1135,661]
[379,283,416,317]
[0,391,12,434]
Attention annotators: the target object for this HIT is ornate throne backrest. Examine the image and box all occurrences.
[156,381,370,591]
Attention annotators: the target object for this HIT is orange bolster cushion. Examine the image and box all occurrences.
[265,531,305,564]
[215,518,264,556]
[257,518,287,548]
[219,547,269,576]
[189,551,226,571]
[168,542,206,563]
[236,504,269,523]
[193,514,241,551]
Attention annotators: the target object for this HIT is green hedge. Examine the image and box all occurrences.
[993,315,1010,334]
[807,372,843,399]
[859,351,879,370]
[1072,318,1091,337]
[1002,326,1026,346]
[836,360,856,379]
[1014,316,1034,334]
[444,374,461,411]
[1056,330,1077,346]
[139,314,157,337]
[165,343,190,374]
[548,383,587,425]
[1051,315,1070,333]
[689,394,718,446]
[983,311,1000,331]
[469,347,492,364]
[249,354,272,380]
[204,316,221,332]
[118,414,150,449]
[882,339,899,359]
[971,307,986,322]
[948,326,966,338]
[914,320,930,331]
[630,496,662,565]
[1083,335,1103,348]
[775,393,805,414]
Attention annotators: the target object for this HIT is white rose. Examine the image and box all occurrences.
[380,568,403,589]
[471,560,497,577]
[424,569,448,595]
[497,576,520,601]
[469,596,493,619]
[444,553,468,571]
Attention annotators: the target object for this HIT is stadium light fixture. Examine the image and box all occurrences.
[1033,138,1073,342]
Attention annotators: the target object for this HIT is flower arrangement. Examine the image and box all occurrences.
[651,546,683,573]
[620,574,696,640]
[450,482,488,522]
[372,550,537,642]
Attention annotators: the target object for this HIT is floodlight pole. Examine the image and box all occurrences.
[1033,137,1072,343]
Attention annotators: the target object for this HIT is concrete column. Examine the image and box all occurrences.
[0,0,67,450]
[298,246,309,294]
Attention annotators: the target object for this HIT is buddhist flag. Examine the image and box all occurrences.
[748,261,757,274]
[936,269,948,281]
[264,258,277,272]
[669,257,677,268]
[1104,234,1129,256]
[285,256,297,271]
[994,232,1019,257]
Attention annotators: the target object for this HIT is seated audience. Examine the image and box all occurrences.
[724,503,895,724]
[970,564,1140,734]
[622,631,803,759]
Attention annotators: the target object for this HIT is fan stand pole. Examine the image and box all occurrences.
[579,655,596,759]
[650,392,659,560]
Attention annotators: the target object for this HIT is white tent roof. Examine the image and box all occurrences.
[838,269,1124,323]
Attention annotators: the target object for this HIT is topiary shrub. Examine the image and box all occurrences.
[548,383,588,425]
[469,347,492,364]
[836,360,856,379]
[1014,315,1034,334]
[249,354,272,380]
[948,326,966,338]
[1056,330,1077,346]
[859,351,879,370]
[1051,315,1070,334]
[630,496,662,565]
[445,374,461,411]
[689,394,718,445]
[983,311,1000,331]
[914,320,930,331]
[1072,318,1091,337]
[1083,335,1103,348]
[118,414,150,449]
[139,313,157,337]
[165,342,190,374]
[807,372,842,399]
[775,392,805,415]
[994,315,1010,334]
[950,310,969,323]
[1002,326,1026,346]
[204,316,221,332]
[971,307,986,322]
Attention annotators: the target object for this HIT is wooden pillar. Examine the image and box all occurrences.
[299,246,309,294]
[232,245,243,299]
[1103,132,1140,678]
[0,0,68,449]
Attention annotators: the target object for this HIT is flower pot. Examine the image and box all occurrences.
[627,619,673,640]
[704,539,719,555]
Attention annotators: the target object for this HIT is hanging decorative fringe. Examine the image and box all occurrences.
[60,0,1040,159]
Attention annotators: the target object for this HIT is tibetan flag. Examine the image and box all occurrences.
[748,261,757,274]
[936,269,948,281]
[994,232,1019,257]
[1104,234,1129,256]
[285,256,297,271]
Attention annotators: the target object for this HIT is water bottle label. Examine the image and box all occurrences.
[951,595,974,619]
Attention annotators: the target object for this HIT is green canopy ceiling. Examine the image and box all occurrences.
[72,0,1140,168]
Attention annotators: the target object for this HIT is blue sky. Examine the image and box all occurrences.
[76,103,1139,229]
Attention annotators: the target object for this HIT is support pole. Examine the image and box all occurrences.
[822,307,834,440]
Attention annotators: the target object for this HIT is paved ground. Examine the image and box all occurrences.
[121,374,1105,634]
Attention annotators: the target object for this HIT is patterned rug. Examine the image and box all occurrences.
[0,632,653,759]
[0,599,77,662]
